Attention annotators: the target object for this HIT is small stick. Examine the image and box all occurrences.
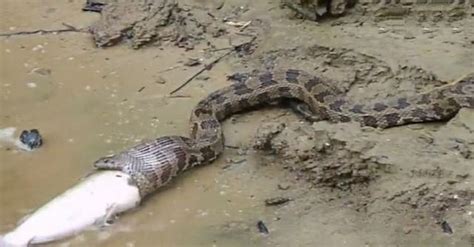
[168,95,191,98]
[450,72,473,85]
[0,23,85,37]
[224,145,240,149]
[169,36,256,95]
[169,50,233,95]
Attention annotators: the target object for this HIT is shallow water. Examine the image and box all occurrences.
[0,1,280,246]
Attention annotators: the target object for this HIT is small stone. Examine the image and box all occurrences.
[196,75,210,81]
[19,129,43,150]
[264,197,291,206]
[422,27,434,34]
[237,148,247,156]
[256,221,269,234]
[32,45,44,51]
[277,183,290,190]
[31,67,51,76]
[26,82,37,88]
[155,76,167,84]
[441,221,453,234]
[378,27,388,34]
[184,58,201,67]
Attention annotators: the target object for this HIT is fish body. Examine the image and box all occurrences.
[1,171,141,246]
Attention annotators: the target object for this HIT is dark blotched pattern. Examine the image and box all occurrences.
[94,70,474,197]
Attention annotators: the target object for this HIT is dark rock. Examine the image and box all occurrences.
[256,220,269,234]
[82,0,107,13]
[440,220,453,234]
[19,129,43,150]
[265,196,291,206]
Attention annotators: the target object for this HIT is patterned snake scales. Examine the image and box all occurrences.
[94,69,474,197]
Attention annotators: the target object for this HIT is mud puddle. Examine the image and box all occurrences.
[1,0,473,247]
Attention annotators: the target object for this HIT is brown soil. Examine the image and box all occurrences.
[1,0,473,246]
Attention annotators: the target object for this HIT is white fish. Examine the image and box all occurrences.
[0,171,141,246]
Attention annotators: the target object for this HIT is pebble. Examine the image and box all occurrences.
[378,27,388,34]
[422,27,434,34]
[265,196,291,206]
[452,28,461,33]
[31,67,51,76]
[256,220,269,234]
[19,129,43,149]
[184,58,201,67]
[440,221,453,234]
[196,75,210,81]
[155,76,167,84]
[277,183,290,190]
[26,82,37,88]
[32,45,44,52]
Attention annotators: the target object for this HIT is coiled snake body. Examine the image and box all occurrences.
[94,69,474,197]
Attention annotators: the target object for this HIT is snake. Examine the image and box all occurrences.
[93,69,474,197]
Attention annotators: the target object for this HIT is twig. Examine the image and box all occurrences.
[224,145,240,149]
[169,36,257,95]
[0,23,85,37]
[205,47,234,52]
[168,94,191,98]
[450,72,473,85]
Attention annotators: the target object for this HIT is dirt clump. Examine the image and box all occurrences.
[242,44,474,245]
[87,0,255,49]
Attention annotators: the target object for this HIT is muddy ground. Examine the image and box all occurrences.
[0,0,473,246]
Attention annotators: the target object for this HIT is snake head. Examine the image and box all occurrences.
[94,155,123,170]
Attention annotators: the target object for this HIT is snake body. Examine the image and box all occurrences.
[94,69,474,197]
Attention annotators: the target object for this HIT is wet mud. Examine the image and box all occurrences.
[1,0,473,246]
